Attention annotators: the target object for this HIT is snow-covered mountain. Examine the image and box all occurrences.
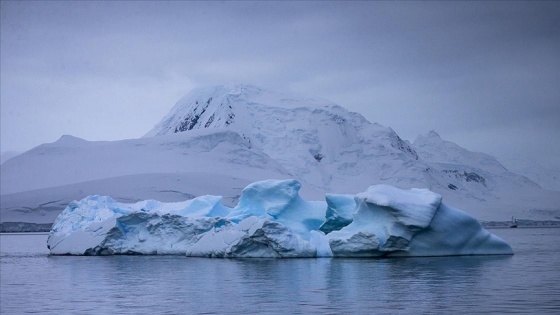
[499,157,560,191]
[413,130,506,174]
[2,83,559,223]
[1,151,21,165]
[145,84,422,193]
[1,129,288,194]
[410,130,559,220]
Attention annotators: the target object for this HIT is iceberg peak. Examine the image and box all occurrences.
[227,179,303,221]
[47,179,513,258]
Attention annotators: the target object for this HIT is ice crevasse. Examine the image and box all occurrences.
[47,179,513,257]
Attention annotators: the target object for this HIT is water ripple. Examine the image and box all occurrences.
[2,229,560,314]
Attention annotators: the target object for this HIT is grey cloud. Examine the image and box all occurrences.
[1,1,559,168]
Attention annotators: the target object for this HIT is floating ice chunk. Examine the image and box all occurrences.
[327,185,441,256]
[227,179,326,239]
[47,179,513,257]
[388,204,514,257]
[329,231,381,257]
[185,216,317,258]
[356,184,442,229]
[157,195,230,218]
[97,213,227,255]
[50,194,229,237]
[227,179,302,221]
[49,195,133,238]
[48,194,232,255]
[47,217,119,255]
[326,185,513,257]
[319,194,355,234]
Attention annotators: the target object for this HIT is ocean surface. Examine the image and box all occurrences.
[1,228,559,314]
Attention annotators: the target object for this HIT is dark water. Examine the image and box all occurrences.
[1,229,559,314]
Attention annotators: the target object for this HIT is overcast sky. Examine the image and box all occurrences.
[1,1,559,168]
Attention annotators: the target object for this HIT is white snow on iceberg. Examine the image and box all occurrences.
[47,179,513,257]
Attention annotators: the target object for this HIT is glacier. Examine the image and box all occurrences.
[47,179,513,257]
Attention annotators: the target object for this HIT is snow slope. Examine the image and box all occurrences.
[1,129,289,194]
[413,130,506,173]
[500,157,560,191]
[0,151,21,165]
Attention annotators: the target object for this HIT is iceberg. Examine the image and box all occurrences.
[47,179,513,257]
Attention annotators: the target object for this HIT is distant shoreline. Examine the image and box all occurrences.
[484,226,560,229]
[2,220,560,233]
[3,227,560,234]
[0,232,50,235]
[480,219,560,229]
[0,222,52,233]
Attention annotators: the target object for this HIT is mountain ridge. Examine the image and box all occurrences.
[145,84,421,192]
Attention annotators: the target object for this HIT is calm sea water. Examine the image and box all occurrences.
[1,228,559,314]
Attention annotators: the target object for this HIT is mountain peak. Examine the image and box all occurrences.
[55,135,87,145]
[414,130,442,143]
[190,83,264,97]
[412,131,506,173]
[144,84,421,190]
[144,84,339,137]
[426,130,441,138]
